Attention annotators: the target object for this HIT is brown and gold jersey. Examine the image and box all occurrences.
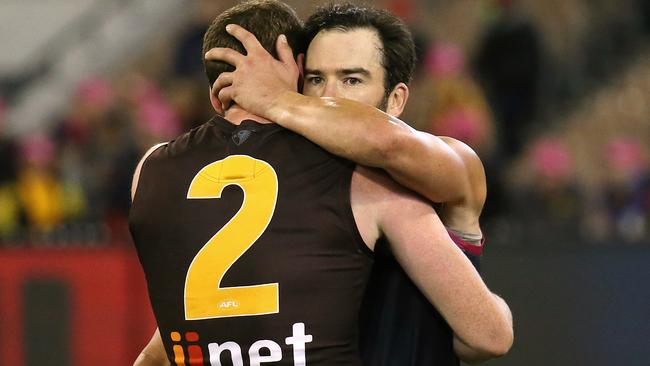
[129,116,372,366]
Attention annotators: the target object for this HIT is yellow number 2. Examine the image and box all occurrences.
[185,155,279,320]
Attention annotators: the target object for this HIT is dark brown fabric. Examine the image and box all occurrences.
[130,116,372,365]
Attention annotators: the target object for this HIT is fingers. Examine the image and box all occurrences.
[211,89,224,115]
[225,24,265,55]
[212,73,233,113]
[275,34,296,68]
[205,47,244,67]
[211,72,233,97]
[218,86,234,111]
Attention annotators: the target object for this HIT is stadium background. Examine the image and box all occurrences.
[0,0,648,364]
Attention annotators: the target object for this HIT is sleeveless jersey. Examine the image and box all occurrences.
[129,116,372,366]
[359,232,484,366]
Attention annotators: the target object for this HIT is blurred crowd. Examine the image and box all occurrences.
[0,0,649,246]
[0,74,196,244]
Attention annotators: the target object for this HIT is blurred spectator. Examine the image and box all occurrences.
[509,137,582,244]
[172,21,208,79]
[165,78,214,131]
[116,73,182,149]
[56,76,144,242]
[172,0,231,78]
[602,137,649,243]
[474,0,543,157]
[0,97,21,240]
[84,76,150,240]
[16,134,64,233]
[2,0,649,248]
[424,43,496,157]
[408,42,508,221]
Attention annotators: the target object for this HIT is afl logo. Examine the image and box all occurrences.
[219,300,240,308]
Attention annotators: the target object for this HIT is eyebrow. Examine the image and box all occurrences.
[305,67,372,78]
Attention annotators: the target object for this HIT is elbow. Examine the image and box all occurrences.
[454,325,513,364]
[491,327,514,358]
[461,321,513,361]
[478,324,514,359]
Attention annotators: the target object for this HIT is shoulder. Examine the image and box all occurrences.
[351,166,435,251]
[440,137,487,210]
[131,142,168,202]
[352,166,435,224]
[352,166,424,203]
[439,137,485,174]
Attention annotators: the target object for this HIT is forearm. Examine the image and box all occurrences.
[267,92,469,203]
[391,217,512,357]
[266,91,405,167]
[454,336,488,364]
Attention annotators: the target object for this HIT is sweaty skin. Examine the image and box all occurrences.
[209,25,486,237]
[207,24,501,363]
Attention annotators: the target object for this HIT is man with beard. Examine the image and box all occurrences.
[133,2,512,365]
[207,3,502,365]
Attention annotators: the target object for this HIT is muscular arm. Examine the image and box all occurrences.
[267,92,472,204]
[354,168,512,359]
[207,25,480,206]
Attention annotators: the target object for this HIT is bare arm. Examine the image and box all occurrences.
[206,25,475,204]
[133,328,170,366]
[267,93,472,204]
[354,168,512,358]
[453,294,513,363]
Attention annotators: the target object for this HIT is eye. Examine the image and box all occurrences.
[306,76,323,85]
[343,77,362,86]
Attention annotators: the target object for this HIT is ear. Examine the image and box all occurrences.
[209,86,224,116]
[386,82,409,117]
[297,53,305,92]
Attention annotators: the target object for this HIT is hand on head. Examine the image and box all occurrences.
[204,24,302,115]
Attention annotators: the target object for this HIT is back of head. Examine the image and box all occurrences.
[304,3,416,93]
[202,0,305,86]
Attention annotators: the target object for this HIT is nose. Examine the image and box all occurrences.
[320,81,338,98]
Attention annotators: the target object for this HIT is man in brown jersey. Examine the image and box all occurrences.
[207,3,501,364]
[133,1,512,365]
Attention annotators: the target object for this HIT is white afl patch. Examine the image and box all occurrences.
[219,300,240,308]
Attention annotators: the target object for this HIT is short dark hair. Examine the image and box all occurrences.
[304,3,416,94]
[202,0,305,86]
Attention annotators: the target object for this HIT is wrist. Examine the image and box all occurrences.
[267,90,304,126]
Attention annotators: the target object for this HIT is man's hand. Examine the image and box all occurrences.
[205,24,301,115]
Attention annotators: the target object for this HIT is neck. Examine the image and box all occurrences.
[224,104,273,125]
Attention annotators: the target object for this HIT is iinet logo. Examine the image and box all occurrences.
[170,322,313,366]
